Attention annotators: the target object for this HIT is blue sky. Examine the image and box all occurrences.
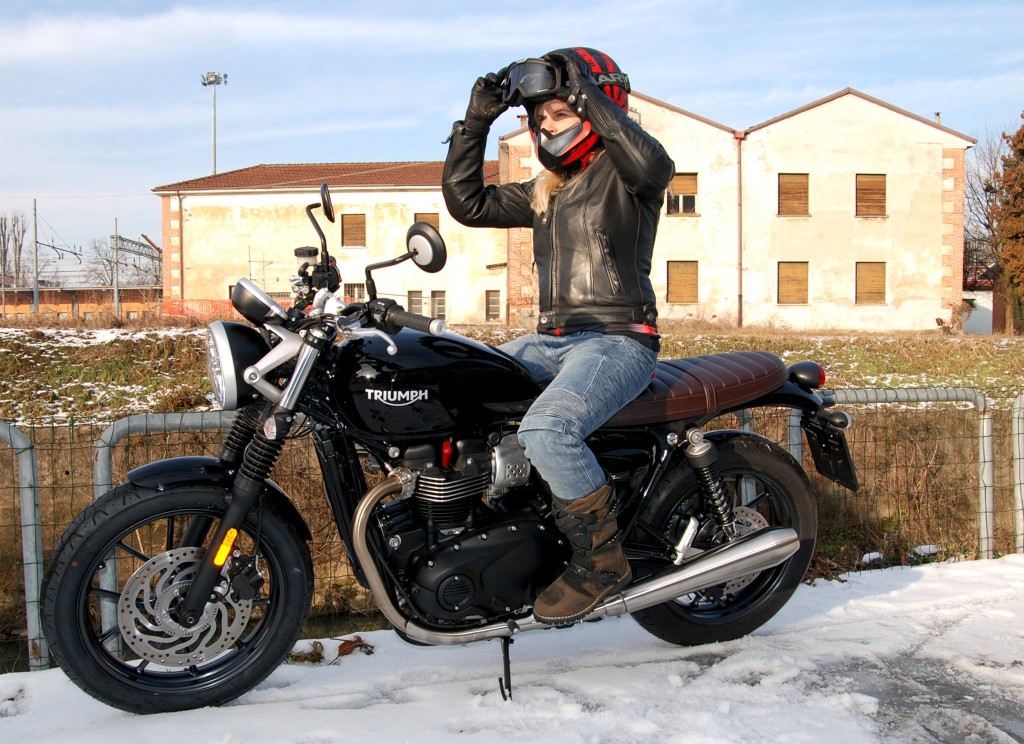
[1,1,1022,280]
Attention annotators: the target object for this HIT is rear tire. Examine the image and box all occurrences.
[42,483,313,713]
[630,435,816,646]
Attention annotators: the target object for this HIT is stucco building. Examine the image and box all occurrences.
[154,87,975,330]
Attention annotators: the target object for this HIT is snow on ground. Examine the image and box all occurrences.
[2,557,1022,744]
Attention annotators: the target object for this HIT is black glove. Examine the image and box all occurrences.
[464,68,509,126]
[546,51,596,108]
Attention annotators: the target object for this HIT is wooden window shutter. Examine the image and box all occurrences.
[856,174,886,216]
[666,260,698,304]
[671,174,698,195]
[667,174,698,215]
[414,212,440,229]
[777,262,808,304]
[778,174,809,216]
[341,214,366,246]
[856,262,886,304]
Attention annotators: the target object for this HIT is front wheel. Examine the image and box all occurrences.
[42,483,313,713]
[630,435,816,646]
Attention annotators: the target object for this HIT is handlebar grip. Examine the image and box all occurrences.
[386,307,446,336]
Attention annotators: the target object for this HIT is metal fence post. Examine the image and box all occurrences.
[1013,394,1024,553]
[0,423,49,670]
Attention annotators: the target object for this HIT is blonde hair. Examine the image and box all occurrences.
[530,169,568,216]
[529,151,603,215]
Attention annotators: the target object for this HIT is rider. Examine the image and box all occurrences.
[443,47,674,624]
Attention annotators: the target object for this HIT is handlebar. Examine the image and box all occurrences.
[385,307,446,336]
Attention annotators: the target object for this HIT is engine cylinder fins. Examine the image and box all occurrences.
[412,470,490,524]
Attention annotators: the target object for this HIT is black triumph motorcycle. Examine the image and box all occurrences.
[41,184,858,713]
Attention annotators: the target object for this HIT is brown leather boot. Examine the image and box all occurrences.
[533,483,632,625]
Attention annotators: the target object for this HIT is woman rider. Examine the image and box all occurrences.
[442,47,674,625]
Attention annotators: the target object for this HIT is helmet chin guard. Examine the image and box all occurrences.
[531,120,599,171]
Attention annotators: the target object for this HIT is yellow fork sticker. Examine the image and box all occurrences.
[213,527,239,566]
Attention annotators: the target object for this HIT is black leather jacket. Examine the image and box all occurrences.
[442,84,674,333]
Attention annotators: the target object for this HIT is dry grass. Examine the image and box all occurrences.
[3,321,1024,662]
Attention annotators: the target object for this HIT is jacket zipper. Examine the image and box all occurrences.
[596,227,623,296]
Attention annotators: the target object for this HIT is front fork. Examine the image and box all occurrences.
[177,325,331,627]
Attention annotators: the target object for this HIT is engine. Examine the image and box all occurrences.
[375,435,566,625]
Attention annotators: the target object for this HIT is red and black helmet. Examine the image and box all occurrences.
[547,47,630,112]
[525,47,630,171]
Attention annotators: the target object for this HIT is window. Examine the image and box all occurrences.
[407,290,422,314]
[778,174,809,216]
[777,262,809,304]
[485,290,501,321]
[414,212,440,229]
[344,283,366,301]
[666,260,698,304]
[430,290,446,320]
[341,213,367,246]
[855,262,886,304]
[856,174,886,217]
[667,173,697,215]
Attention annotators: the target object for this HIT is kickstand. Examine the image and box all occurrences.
[497,636,514,701]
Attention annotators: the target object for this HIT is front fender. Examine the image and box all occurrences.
[127,456,312,541]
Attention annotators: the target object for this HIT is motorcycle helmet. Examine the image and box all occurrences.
[525,47,630,171]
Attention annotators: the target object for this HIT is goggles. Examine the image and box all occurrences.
[502,59,564,106]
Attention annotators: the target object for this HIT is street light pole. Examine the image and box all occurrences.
[200,72,228,174]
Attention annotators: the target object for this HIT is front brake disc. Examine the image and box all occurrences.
[117,547,252,667]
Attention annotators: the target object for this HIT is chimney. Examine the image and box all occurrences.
[934,112,942,124]
[518,114,529,128]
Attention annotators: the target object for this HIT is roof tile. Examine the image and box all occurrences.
[154,161,498,192]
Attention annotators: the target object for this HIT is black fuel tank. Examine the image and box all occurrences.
[326,330,540,440]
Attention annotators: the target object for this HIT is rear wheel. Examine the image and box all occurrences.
[42,483,313,713]
[630,435,816,646]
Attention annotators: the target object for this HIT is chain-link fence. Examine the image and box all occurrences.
[3,387,1023,673]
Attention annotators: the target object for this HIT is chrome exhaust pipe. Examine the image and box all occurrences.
[352,475,801,647]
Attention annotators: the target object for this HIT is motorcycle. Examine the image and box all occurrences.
[41,184,858,713]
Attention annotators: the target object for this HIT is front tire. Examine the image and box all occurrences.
[630,435,816,646]
[42,483,313,713]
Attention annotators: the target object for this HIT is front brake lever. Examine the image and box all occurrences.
[340,325,398,355]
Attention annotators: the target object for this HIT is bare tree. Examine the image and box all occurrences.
[85,238,116,286]
[0,215,9,286]
[8,212,28,286]
[965,127,1008,271]
[85,238,161,287]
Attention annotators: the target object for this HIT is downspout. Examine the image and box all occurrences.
[734,130,746,327]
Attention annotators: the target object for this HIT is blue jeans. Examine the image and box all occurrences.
[499,332,658,502]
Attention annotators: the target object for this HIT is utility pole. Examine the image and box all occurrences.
[113,219,121,319]
[32,198,38,316]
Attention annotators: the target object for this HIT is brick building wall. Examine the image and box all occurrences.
[942,147,967,329]
[500,133,539,328]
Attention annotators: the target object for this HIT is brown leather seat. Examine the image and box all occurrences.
[606,351,787,427]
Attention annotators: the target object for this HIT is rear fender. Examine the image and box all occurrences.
[127,456,312,541]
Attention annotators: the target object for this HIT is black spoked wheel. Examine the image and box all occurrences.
[630,435,817,646]
[42,483,313,714]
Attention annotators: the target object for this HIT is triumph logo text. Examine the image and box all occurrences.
[366,389,429,407]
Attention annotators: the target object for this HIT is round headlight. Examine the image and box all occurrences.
[205,321,269,410]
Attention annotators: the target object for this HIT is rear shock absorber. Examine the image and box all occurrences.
[684,429,736,538]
